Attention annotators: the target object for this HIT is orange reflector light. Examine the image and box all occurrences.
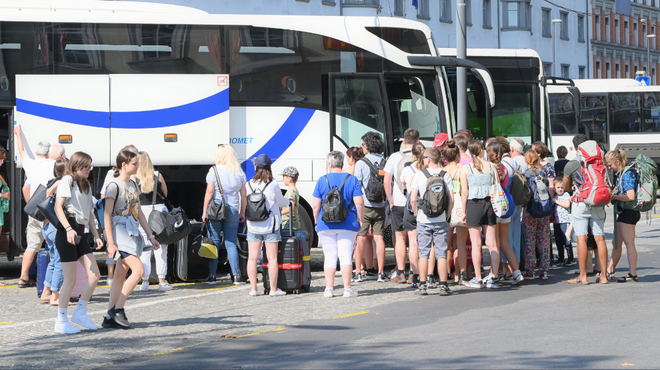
[164,133,178,142]
[59,135,72,144]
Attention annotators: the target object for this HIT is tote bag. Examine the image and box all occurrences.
[490,165,509,218]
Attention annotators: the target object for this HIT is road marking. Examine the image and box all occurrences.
[0,285,17,289]
[237,327,285,338]
[0,321,14,325]
[332,310,369,319]
[200,284,234,292]
[152,344,195,356]
[620,362,635,366]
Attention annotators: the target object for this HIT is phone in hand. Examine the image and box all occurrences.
[74,235,81,245]
[113,251,121,261]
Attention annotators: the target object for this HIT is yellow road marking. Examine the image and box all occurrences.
[0,322,14,325]
[0,285,17,289]
[200,284,234,292]
[332,310,369,319]
[152,344,195,356]
[237,328,285,338]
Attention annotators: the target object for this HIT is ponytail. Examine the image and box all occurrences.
[468,140,484,172]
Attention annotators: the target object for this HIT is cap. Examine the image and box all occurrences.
[251,154,272,167]
[510,140,524,154]
[281,166,299,177]
[432,133,449,147]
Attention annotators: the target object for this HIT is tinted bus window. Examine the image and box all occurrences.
[550,93,577,134]
[580,95,607,144]
[609,92,641,133]
[643,92,660,132]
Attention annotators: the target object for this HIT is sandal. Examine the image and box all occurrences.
[18,278,34,288]
[617,273,638,283]
[595,274,609,284]
[568,277,590,285]
[606,269,615,281]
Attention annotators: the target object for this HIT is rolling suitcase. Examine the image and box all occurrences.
[36,251,49,298]
[169,221,210,282]
[262,221,310,295]
[236,223,250,281]
[70,261,87,300]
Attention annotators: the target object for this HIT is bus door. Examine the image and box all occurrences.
[109,75,230,166]
[329,73,393,156]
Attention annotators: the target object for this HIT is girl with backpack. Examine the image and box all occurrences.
[400,143,426,287]
[604,150,639,282]
[312,151,364,298]
[53,152,104,334]
[245,154,289,296]
[459,140,500,289]
[522,150,552,280]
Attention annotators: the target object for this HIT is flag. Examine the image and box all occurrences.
[412,0,418,10]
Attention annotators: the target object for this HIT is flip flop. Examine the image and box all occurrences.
[568,277,589,285]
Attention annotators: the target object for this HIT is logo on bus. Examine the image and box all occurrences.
[217,76,228,87]
[230,137,254,144]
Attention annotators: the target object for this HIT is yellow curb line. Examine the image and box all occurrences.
[0,321,14,325]
[332,310,369,319]
[152,344,196,356]
[237,327,286,338]
[200,284,234,292]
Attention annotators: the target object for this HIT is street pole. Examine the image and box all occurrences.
[552,19,562,77]
[457,0,467,131]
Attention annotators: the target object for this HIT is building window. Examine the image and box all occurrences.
[634,21,638,46]
[595,15,600,41]
[560,11,569,39]
[543,62,552,76]
[393,0,404,15]
[542,8,552,37]
[561,64,570,78]
[483,0,492,28]
[615,19,620,43]
[417,0,430,19]
[440,0,451,22]
[503,1,531,30]
[643,24,647,47]
[626,64,630,77]
[616,63,621,77]
[466,0,472,25]
[605,16,610,42]
[596,61,601,78]
[606,62,611,78]
[342,0,380,6]
[579,66,586,79]
[625,20,629,44]
[578,15,586,42]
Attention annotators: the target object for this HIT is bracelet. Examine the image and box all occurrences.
[148,235,156,240]
[66,226,73,231]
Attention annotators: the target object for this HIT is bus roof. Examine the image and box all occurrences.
[437,48,541,59]
[547,78,649,93]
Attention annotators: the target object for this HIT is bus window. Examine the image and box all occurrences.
[386,75,442,144]
[492,83,533,143]
[643,92,660,132]
[549,93,577,134]
[333,76,387,149]
[580,95,607,144]
[610,92,642,133]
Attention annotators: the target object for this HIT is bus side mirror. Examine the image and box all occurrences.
[567,86,581,118]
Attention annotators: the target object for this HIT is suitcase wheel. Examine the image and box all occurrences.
[293,289,299,294]
[300,286,309,293]
[264,288,270,295]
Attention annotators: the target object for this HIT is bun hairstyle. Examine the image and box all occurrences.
[113,150,137,177]
[411,143,426,170]
[441,139,458,163]
[605,149,628,169]
[468,139,484,172]
[346,146,365,161]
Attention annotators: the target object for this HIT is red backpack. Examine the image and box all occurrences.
[575,141,611,207]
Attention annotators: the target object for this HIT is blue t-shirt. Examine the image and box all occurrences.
[313,172,363,232]
[616,171,637,195]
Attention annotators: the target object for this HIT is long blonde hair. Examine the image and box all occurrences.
[136,151,156,193]
[216,144,243,174]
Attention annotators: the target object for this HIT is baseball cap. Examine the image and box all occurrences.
[433,133,449,147]
[510,140,524,154]
[281,166,299,177]
[251,154,272,167]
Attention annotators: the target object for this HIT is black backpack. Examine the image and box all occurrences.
[418,169,449,218]
[360,157,385,203]
[321,174,352,223]
[246,181,272,222]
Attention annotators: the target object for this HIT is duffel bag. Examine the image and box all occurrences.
[148,206,192,245]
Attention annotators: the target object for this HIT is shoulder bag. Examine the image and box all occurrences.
[37,179,74,229]
[24,184,47,221]
[449,169,466,228]
[206,166,229,222]
[148,173,192,245]
[490,164,509,218]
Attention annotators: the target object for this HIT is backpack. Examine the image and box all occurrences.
[575,140,611,207]
[393,150,413,193]
[246,181,272,222]
[526,169,554,218]
[418,169,449,218]
[618,154,658,212]
[503,160,531,205]
[360,157,385,203]
[321,174,352,223]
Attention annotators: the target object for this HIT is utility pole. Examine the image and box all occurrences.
[456,0,467,131]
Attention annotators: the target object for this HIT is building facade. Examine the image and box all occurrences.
[121,0,590,79]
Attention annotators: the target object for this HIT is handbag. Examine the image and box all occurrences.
[148,178,192,245]
[189,222,225,265]
[490,165,509,218]
[24,184,47,221]
[449,169,466,228]
[37,195,62,229]
[500,186,516,219]
[206,165,229,222]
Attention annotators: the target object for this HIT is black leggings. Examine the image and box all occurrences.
[55,218,92,263]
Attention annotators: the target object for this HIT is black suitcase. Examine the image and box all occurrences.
[168,221,210,282]
[262,221,310,295]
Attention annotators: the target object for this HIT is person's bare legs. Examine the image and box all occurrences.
[265,242,280,292]
[594,235,608,280]
[373,235,386,274]
[394,231,408,271]
[620,223,638,276]
[78,253,100,301]
[341,264,353,289]
[247,241,261,292]
[456,227,468,276]
[59,262,78,309]
[113,256,144,309]
[575,235,589,283]
[484,225,499,277]
[407,230,419,275]
[498,223,520,272]
[467,227,483,280]
[20,250,37,283]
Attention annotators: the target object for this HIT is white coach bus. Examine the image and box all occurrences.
[548,79,660,171]
[0,0,494,253]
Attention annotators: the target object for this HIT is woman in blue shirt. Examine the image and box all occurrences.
[605,149,639,282]
[312,151,364,298]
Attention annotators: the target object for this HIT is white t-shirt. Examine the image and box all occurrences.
[56,175,94,225]
[25,158,55,197]
[246,179,289,234]
[384,148,413,207]
[411,168,453,224]
[400,163,420,194]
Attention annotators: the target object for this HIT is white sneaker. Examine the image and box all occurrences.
[54,320,81,334]
[71,310,98,330]
[269,289,286,297]
[323,287,334,298]
[139,281,149,291]
[248,290,258,296]
[343,288,358,298]
[106,278,113,287]
[158,282,173,291]
[513,271,525,285]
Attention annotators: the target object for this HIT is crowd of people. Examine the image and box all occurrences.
[8,124,645,334]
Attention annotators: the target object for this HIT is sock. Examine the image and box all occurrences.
[107,278,113,287]
[396,269,404,275]
[345,287,353,292]
[441,282,449,288]
[57,307,68,323]
[76,299,88,311]
[461,271,469,281]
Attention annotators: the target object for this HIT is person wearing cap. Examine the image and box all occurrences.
[433,133,449,149]
[280,166,300,231]
[202,144,247,285]
[509,138,527,172]
[246,154,289,296]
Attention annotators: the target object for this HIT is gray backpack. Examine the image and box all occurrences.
[418,169,449,218]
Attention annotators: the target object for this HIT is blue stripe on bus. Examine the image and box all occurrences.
[15,89,229,129]
[241,107,315,179]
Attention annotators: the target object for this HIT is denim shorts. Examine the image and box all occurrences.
[571,202,606,237]
[247,230,281,243]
